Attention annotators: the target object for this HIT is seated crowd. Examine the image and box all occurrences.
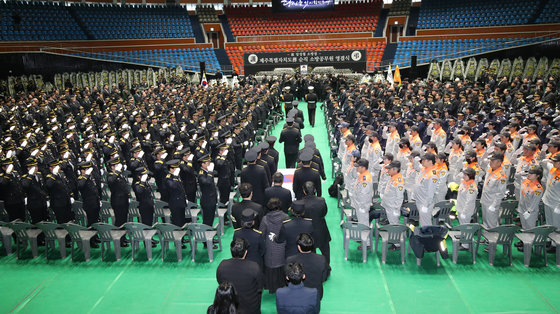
[328,75,559,249]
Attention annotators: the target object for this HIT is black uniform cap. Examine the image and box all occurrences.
[244,149,258,162]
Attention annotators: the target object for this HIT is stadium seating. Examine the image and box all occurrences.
[393,37,547,67]
[417,0,539,29]
[72,48,221,73]
[72,4,194,40]
[226,41,385,75]
[0,1,87,41]
[388,0,412,16]
[225,1,382,37]
[535,0,560,24]
[196,5,220,24]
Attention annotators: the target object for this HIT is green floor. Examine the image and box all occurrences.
[2,103,560,314]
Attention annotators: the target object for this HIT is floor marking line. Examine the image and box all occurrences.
[443,265,474,314]
[374,257,397,314]
[87,261,131,314]
[9,284,42,313]
[9,270,63,313]
[520,271,558,313]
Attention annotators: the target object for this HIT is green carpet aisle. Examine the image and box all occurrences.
[0,102,559,313]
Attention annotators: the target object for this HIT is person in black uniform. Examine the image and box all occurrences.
[286,233,328,300]
[216,238,263,314]
[279,118,302,168]
[215,143,233,204]
[259,142,277,178]
[301,181,331,271]
[153,147,168,201]
[233,209,265,270]
[264,172,293,213]
[255,145,272,186]
[107,157,130,227]
[288,101,305,127]
[231,183,265,229]
[0,157,26,221]
[165,159,187,227]
[198,154,217,230]
[303,135,327,181]
[266,136,280,169]
[240,149,270,207]
[77,161,101,228]
[129,146,147,181]
[292,149,322,200]
[305,86,318,127]
[59,146,80,201]
[282,86,294,117]
[21,158,48,224]
[45,159,74,223]
[231,123,246,170]
[132,167,154,226]
[276,200,313,259]
[179,151,198,203]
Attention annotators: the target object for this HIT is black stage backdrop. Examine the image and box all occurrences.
[243,50,366,75]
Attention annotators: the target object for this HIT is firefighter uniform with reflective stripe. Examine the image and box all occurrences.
[341,143,356,174]
[377,164,390,199]
[481,168,508,228]
[429,127,447,153]
[410,134,422,152]
[365,141,383,183]
[518,179,543,229]
[381,172,405,224]
[352,170,373,225]
[383,129,400,157]
[397,148,411,173]
[448,148,464,184]
[412,166,438,226]
[514,155,538,200]
[456,180,478,224]
[434,162,448,203]
[458,161,484,184]
[404,161,419,199]
[542,164,560,229]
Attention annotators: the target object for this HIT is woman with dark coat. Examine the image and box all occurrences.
[258,198,289,293]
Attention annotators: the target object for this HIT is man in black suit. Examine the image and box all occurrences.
[231,183,265,229]
[277,200,313,258]
[301,181,331,273]
[279,118,302,168]
[265,172,293,213]
[276,261,320,314]
[216,238,263,314]
[240,149,270,206]
[286,233,328,300]
[233,209,265,270]
[292,149,322,200]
